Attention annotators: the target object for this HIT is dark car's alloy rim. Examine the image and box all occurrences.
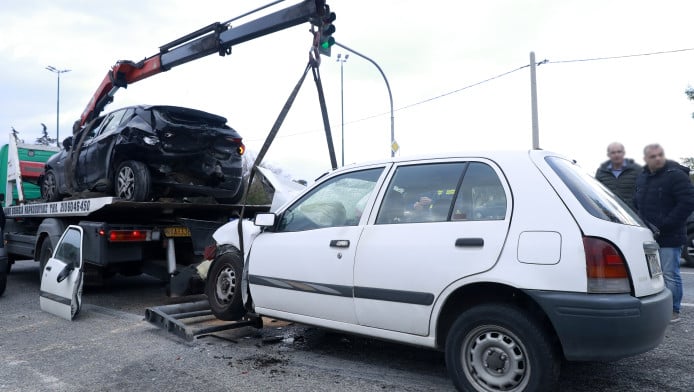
[43,173,56,200]
[117,166,135,200]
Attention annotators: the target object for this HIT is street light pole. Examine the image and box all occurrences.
[46,66,71,148]
[334,42,395,158]
[336,53,349,166]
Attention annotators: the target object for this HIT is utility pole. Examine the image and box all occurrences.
[46,66,71,148]
[529,52,540,149]
[337,53,349,166]
[335,42,395,158]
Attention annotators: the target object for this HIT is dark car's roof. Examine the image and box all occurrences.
[135,105,228,126]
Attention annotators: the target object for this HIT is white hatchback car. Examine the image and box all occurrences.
[206,150,671,391]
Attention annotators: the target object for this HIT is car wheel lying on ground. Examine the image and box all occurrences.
[206,150,672,391]
[40,105,245,203]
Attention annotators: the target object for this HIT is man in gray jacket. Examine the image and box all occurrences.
[595,142,641,210]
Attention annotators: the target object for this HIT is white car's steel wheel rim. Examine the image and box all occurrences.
[215,266,236,304]
[461,325,530,392]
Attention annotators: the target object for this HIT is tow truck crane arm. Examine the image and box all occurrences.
[79,0,332,128]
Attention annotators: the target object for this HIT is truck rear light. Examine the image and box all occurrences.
[109,230,150,242]
[583,236,631,293]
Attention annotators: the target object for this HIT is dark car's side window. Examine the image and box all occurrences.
[452,162,507,221]
[376,163,466,224]
[278,168,383,232]
[98,109,127,138]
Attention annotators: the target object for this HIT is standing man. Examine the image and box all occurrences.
[634,144,694,323]
[595,142,641,210]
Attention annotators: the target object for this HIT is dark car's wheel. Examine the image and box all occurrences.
[115,161,151,202]
[41,170,62,202]
[38,238,54,282]
[206,249,246,321]
[445,304,560,392]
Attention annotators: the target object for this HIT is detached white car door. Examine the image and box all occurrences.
[249,167,384,324]
[354,160,511,336]
[40,225,84,320]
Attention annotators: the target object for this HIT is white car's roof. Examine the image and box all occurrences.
[337,149,569,171]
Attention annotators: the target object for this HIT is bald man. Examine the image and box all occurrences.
[595,142,641,210]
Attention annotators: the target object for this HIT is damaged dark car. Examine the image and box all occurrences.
[41,105,245,203]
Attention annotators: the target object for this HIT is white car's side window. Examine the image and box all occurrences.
[278,168,383,232]
[452,162,507,221]
[376,161,507,224]
[376,162,466,224]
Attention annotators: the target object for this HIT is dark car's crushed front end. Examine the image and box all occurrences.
[117,106,246,202]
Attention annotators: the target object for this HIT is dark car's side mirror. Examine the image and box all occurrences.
[63,136,73,151]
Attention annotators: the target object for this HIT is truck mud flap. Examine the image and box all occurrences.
[145,300,262,341]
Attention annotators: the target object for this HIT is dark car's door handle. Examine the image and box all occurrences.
[455,238,484,247]
[330,240,350,248]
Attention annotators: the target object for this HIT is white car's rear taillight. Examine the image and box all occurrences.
[583,236,631,293]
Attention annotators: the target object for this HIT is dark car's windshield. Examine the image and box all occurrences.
[545,156,643,226]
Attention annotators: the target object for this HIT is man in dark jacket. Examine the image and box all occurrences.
[595,142,641,210]
[634,144,694,323]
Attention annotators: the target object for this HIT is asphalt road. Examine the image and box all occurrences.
[1,260,693,392]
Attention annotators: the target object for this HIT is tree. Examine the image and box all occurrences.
[35,123,56,146]
[687,86,694,119]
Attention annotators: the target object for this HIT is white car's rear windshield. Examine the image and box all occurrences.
[545,156,642,226]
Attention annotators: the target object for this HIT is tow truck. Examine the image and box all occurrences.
[4,0,338,292]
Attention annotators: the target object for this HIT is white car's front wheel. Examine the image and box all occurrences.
[206,249,246,321]
[445,304,560,392]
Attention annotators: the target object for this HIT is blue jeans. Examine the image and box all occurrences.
[659,247,683,313]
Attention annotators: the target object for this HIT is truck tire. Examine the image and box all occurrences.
[115,161,151,202]
[38,238,54,282]
[42,170,62,202]
[445,304,560,392]
[206,250,246,321]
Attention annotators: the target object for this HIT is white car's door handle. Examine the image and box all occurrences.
[455,238,484,247]
[330,239,350,248]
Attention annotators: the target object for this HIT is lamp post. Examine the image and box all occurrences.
[334,42,395,158]
[336,53,349,166]
[45,66,71,148]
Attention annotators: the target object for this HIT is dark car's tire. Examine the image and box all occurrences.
[206,249,246,321]
[115,161,151,202]
[445,304,560,392]
[42,170,62,202]
[38,238,54,282]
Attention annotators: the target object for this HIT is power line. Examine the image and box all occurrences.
[246,45,694,142]
[546,46,694,64]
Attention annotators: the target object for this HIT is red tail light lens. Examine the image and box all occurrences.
[109,230,149,242]
[583,236,630,293]
[227,137,245,155]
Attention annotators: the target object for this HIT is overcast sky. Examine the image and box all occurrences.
[1,0,693,181]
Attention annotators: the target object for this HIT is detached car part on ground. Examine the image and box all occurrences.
[205,150,671,392]
[40,105,245,203]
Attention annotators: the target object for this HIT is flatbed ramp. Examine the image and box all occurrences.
[145,300,262,341]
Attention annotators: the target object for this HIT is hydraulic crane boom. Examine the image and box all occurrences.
[79,0,334,128]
